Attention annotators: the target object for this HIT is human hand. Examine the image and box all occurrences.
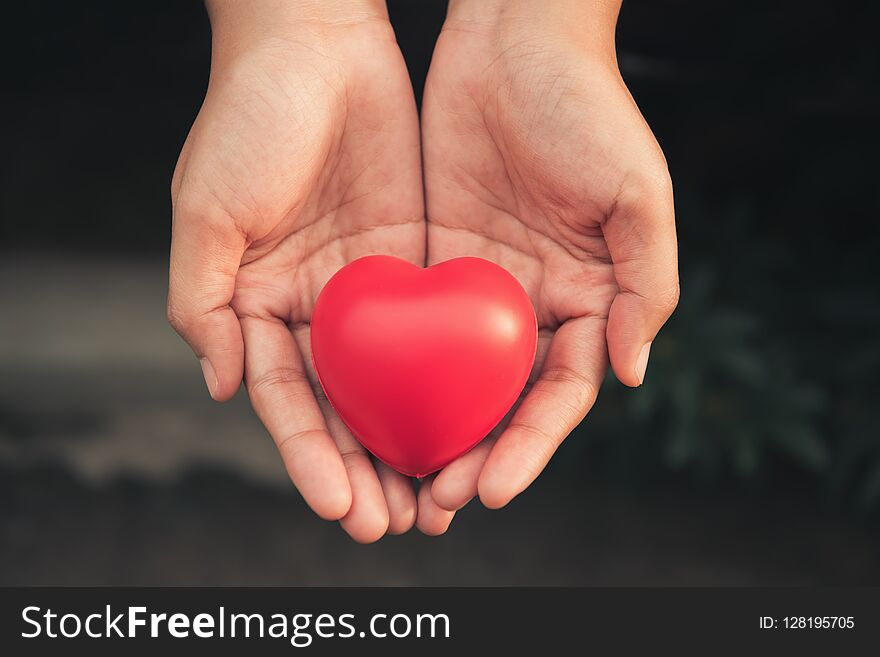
[422,0,679,511]
[167,0,447,541]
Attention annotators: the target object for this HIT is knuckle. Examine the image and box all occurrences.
[339,447,368,471]
[166,299,191,335]
[507,421,556,472]
[658,280,681,316]
[173,184,248,244]
[248,366,305,398]
[507,418,555,452]
[277,428,327,455]
[624,166,674,215]
[539,365,598,416]
[174,192,229,230]
[644,178,674,209]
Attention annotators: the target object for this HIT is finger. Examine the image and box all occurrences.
[603,174,679,386]
[375,461,417,535]
[478,316,607,509]
[241,316,352,520]
[416,476,456,536]
[432,331,552,511]
[291,325,391,542]
[168,203,246,400]
[337,449,390,544]
[320,404,390,544]
[432,436,496,511]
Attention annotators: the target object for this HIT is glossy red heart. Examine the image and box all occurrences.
[311,255,537,477]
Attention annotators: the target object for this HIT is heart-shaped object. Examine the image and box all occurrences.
[311,255,537,477]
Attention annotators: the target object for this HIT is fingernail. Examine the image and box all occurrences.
[635,342,652,385]
[199,357,218,399]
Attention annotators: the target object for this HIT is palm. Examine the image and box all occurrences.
[228,32,426,399]
[421,25,675,509]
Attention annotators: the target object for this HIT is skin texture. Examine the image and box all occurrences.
[423,0,679,511]
[168,0,678,539]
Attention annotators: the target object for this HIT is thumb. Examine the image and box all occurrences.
[604,174,679,387]
[167,200,246,401]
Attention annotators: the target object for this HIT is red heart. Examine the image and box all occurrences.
[311,255,537,477]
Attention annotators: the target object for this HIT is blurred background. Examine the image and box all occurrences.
[2,0,879,585]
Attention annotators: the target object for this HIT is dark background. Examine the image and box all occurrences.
[2,0,879,584]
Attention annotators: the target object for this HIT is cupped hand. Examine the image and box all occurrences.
[422,0,679,511]
[167,0,452,541]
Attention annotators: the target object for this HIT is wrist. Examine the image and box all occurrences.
[206,0,391,65]
[207,0,389,27]
[446,0,621,64]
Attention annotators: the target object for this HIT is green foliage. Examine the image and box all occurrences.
[821,289,880,510]
[626,265,829,481]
